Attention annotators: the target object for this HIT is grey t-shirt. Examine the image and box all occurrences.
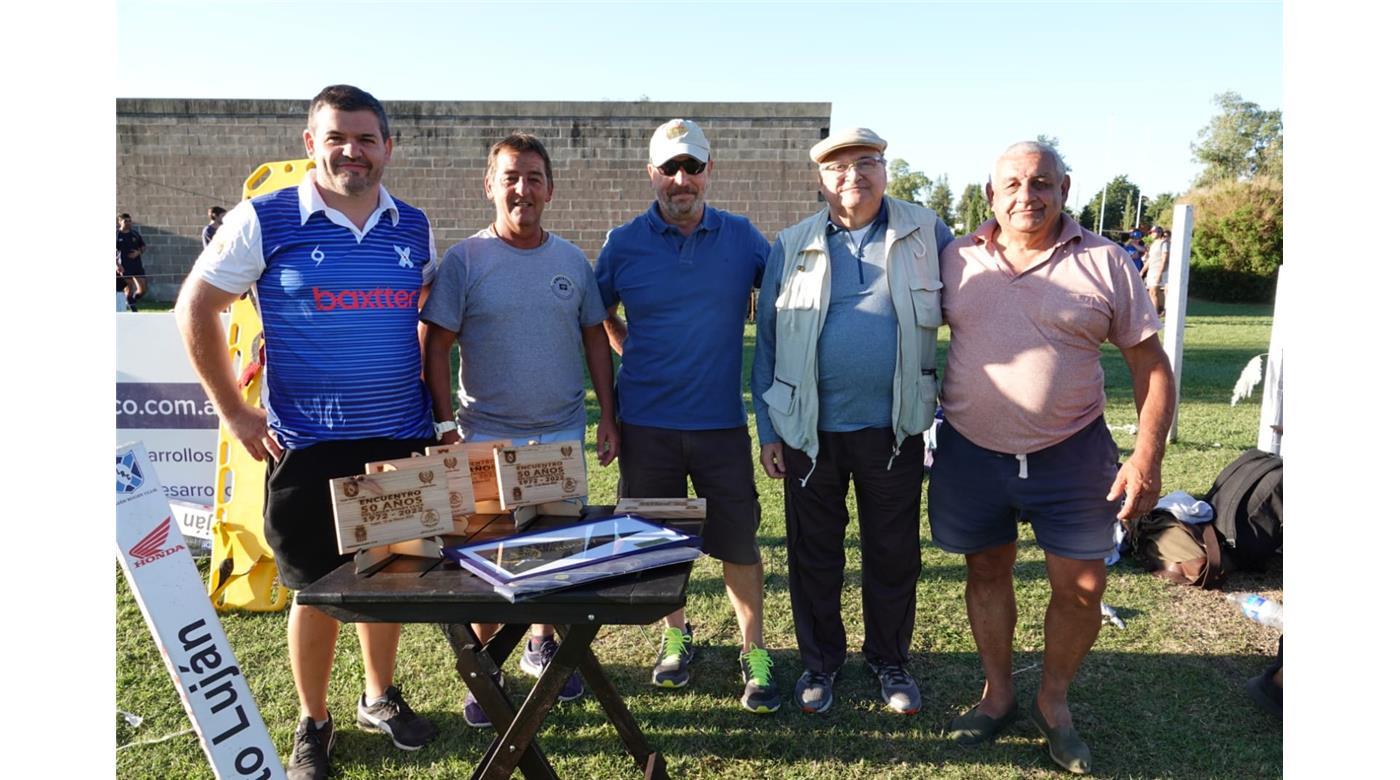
[421,230,606,438]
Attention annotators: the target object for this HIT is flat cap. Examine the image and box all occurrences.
[810,127,887,163]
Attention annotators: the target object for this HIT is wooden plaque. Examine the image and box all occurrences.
[464,440,511,512]
[369,450,485,535]
[614,497,707,520]
[329,465,453,554]
[493,440,587,510]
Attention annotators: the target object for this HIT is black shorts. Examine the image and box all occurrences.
[928,417,1121,560]
[264,437,433,590]
[618,422,761,565]
[120,257,146,278]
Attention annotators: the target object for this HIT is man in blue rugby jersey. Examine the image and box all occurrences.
[176,84,440,780]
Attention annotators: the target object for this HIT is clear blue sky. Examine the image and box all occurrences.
[117,0,1281,211]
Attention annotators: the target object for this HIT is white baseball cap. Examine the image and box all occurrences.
[649,119,710,166]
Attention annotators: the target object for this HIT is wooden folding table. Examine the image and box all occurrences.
[297,508,697,780]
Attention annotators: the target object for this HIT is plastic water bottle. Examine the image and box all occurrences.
[1225,593,1284,630]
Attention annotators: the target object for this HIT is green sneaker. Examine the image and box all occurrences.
[738,646,781,714]
[651,624,695,688]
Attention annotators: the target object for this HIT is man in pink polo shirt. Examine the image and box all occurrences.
[931,141,1175,774]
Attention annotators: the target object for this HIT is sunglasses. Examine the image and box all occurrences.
[657,157,707,176]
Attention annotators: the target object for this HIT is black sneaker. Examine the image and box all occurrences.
[286,715,334,780]
[738,646,781,714]
[651,623,696,688]
[356,685,438,750]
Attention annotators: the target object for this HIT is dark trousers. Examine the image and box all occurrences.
[782,428,924,673]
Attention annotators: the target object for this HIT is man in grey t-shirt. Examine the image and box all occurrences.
[421,133,619,727]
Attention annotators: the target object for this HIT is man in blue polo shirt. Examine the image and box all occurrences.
[595,118,780,713]
[177,84,439,780]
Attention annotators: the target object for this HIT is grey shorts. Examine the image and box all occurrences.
[927,417,1121,560]
[617,422,761,565]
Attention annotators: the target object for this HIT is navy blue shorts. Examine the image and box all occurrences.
[927,417,1121,560]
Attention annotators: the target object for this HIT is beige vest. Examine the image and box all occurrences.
[761,197,943,480]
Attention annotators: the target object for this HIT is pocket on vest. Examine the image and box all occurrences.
[910,281,943,329]
[761,377,798,416]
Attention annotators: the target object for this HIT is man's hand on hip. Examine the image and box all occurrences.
[225,404,283,463]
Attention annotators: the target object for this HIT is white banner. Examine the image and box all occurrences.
[117,313,230,506]
[116,442,285,780]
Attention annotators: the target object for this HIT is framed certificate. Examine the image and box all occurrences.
[443,515,701,599]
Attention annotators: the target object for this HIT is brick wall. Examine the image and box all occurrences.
[116,99,831,298]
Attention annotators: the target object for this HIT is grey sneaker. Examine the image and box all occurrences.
[869,660,921,715]
[738,646,782,714]
[651,624,696,688]
[286,715,334,780]
[356,685,438,750]
[794,668,838,714]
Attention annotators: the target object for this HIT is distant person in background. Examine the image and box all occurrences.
[1142,225,1169,317]
[116,213,147,310]
[202,206,227,248]
[1123,229,1146,272]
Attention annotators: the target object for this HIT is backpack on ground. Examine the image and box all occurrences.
[1129,510,1232,588]
[1204,448,1283,571]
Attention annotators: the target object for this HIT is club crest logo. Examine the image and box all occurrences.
[504,451,517,464]
[311,246,326,266]
[423,509,440,528]
[343,481,361,498]
[394,245,414,268]
[560,445,573,458]
[665,121,686,140]
[418,471,434,485]
[444,456,458,470]
[550,274,575,300]
[117,451,145,494]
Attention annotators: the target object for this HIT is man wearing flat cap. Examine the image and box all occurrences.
[596,119,780,713]
[752,128,953,715]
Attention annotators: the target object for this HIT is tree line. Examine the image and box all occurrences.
[887,92,1282,303]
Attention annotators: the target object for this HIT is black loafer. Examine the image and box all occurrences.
[1030,702,1092,775]
[945,701,1020,746]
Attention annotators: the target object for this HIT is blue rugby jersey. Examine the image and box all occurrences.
[194,179,437,449]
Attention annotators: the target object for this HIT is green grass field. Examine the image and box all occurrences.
[115,299,1282,778]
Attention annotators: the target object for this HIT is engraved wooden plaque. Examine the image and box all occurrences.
[329,465,453,554]
[614,497,707,520]
[493,440,587,510]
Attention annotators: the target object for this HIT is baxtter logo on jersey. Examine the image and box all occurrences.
[116,442,285,780]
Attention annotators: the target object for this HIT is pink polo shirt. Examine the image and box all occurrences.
[939,217,1160,454]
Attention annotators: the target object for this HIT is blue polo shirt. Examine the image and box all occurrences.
[595,203,770,430]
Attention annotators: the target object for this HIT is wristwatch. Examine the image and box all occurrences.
[434,420,458,440]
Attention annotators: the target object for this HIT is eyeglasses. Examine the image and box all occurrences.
[819,156,886,176]
[657,157,707,176]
